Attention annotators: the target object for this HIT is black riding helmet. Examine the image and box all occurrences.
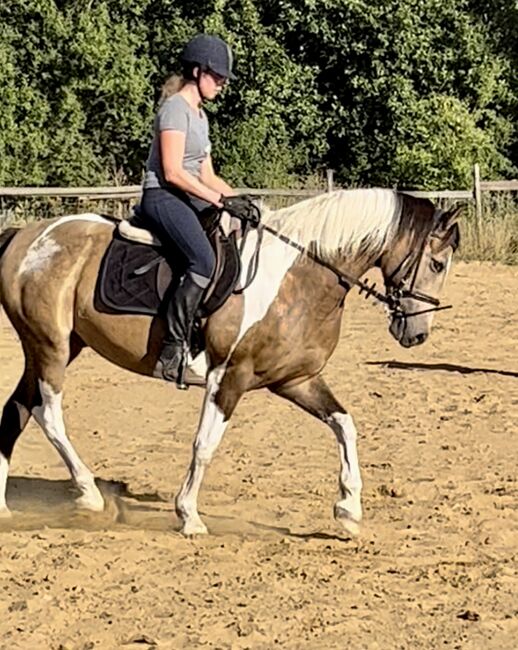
[181,34,236,81]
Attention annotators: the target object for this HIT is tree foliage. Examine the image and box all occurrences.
[0,0,516,189]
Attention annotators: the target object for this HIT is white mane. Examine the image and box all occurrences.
[261,188,402,261]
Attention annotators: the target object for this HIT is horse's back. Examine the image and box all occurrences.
[0,214,114,329]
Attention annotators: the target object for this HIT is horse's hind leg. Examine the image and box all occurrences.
[272,375,363,536]
[0,367,39,516]
[30,337,105,512]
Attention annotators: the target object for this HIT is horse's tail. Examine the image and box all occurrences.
[0,227,21,311]
[0,227,19,260]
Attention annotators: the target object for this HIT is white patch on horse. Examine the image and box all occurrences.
[176,367,229,535]
[35,213,109,239]
[234,228,300,345]
[0,453,9,514]
[19,236,62,276]
[19,213,109,278]
[32,380,104,511]
[187,350,209,379]
[327,411,363,529]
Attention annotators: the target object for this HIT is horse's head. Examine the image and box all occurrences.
[379,204,462,348]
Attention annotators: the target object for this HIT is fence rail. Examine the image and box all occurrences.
[479,180,518,191]
[0,186,505,200]
[0,165,517,228]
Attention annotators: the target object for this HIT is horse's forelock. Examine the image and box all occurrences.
[397,194,438,249]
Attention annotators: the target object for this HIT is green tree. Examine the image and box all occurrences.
[260,0,517,187]
[0,0,516,189]
[0,0,155,185]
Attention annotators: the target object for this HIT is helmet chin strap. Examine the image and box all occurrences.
[194,67,208,102]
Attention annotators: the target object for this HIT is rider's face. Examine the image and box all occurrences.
[198,69,228,100]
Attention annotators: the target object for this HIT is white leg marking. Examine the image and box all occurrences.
[32,381,104,512]
[0,453,11,517]
[19,214,109,278]
[176,369,229,535]
[187,350,209,379]
[328,412,363,535]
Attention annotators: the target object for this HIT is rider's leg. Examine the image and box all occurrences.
[160,272,207,386]
[141,189,216,387]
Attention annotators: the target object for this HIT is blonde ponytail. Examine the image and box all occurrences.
[159,75,187,105]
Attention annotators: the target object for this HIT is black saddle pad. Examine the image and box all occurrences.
[94,230,241,318]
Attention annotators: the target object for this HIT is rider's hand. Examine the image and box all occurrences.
[221,194,254,218]
[211,191,224,208]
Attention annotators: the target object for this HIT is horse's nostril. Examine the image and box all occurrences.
[415,332,428,345]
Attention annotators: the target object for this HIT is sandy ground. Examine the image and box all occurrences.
[0,261,517,650]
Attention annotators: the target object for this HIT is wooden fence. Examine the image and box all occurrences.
[0,165,517,228]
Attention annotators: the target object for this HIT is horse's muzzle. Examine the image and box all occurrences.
[389,314,429,348]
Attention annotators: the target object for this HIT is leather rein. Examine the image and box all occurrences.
[227,203,452,319]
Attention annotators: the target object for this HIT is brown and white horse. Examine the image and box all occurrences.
[0,189,460,535]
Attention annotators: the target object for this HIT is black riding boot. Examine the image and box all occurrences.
[156,274,206,389]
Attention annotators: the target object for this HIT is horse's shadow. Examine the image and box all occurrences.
[367,360,518,378]
[2,477,354,542]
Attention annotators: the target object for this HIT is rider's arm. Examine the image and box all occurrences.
[160,130,223,207]
[199,155,236,197]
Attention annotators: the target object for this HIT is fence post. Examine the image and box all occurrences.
[326,169,334,192]
[473,163,483,235]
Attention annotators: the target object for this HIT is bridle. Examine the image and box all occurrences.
[225,202,452,319]
[378,210,453,319]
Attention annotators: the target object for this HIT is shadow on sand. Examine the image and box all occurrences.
[367,360,518,378]
[1,476,354,542]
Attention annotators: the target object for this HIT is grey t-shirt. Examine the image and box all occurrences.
[144,94,211,189]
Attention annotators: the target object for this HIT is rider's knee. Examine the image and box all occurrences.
[195,248,216,280]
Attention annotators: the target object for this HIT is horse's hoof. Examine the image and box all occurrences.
[0,507,12,519]
[334,504,361,537]
[75,492,105,512]
[181,519,208,536]
[337,516,361,537]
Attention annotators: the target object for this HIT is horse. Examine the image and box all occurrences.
[0,189,460,536]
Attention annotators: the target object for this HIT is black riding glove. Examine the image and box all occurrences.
[222,195,260,227]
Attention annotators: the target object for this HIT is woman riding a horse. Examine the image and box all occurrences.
[141,34,237,386]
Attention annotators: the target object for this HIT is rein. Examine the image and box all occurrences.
[260,222,452,319]
[226,200,451,319]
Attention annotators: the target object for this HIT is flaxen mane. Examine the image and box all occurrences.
[261,189,402,261]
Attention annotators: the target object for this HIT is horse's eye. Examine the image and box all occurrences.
[430,258,445,274]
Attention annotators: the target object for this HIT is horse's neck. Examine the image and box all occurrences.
[245,226,381,304]
[301,246,381,290]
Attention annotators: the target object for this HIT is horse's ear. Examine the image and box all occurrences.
[439,204,464,231]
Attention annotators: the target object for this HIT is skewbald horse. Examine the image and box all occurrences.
[0,189,460,536]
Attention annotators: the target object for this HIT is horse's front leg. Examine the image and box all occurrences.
[273,375,363,536]
[176,367,243,536]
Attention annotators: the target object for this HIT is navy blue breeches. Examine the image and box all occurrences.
[141,188,216,286]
